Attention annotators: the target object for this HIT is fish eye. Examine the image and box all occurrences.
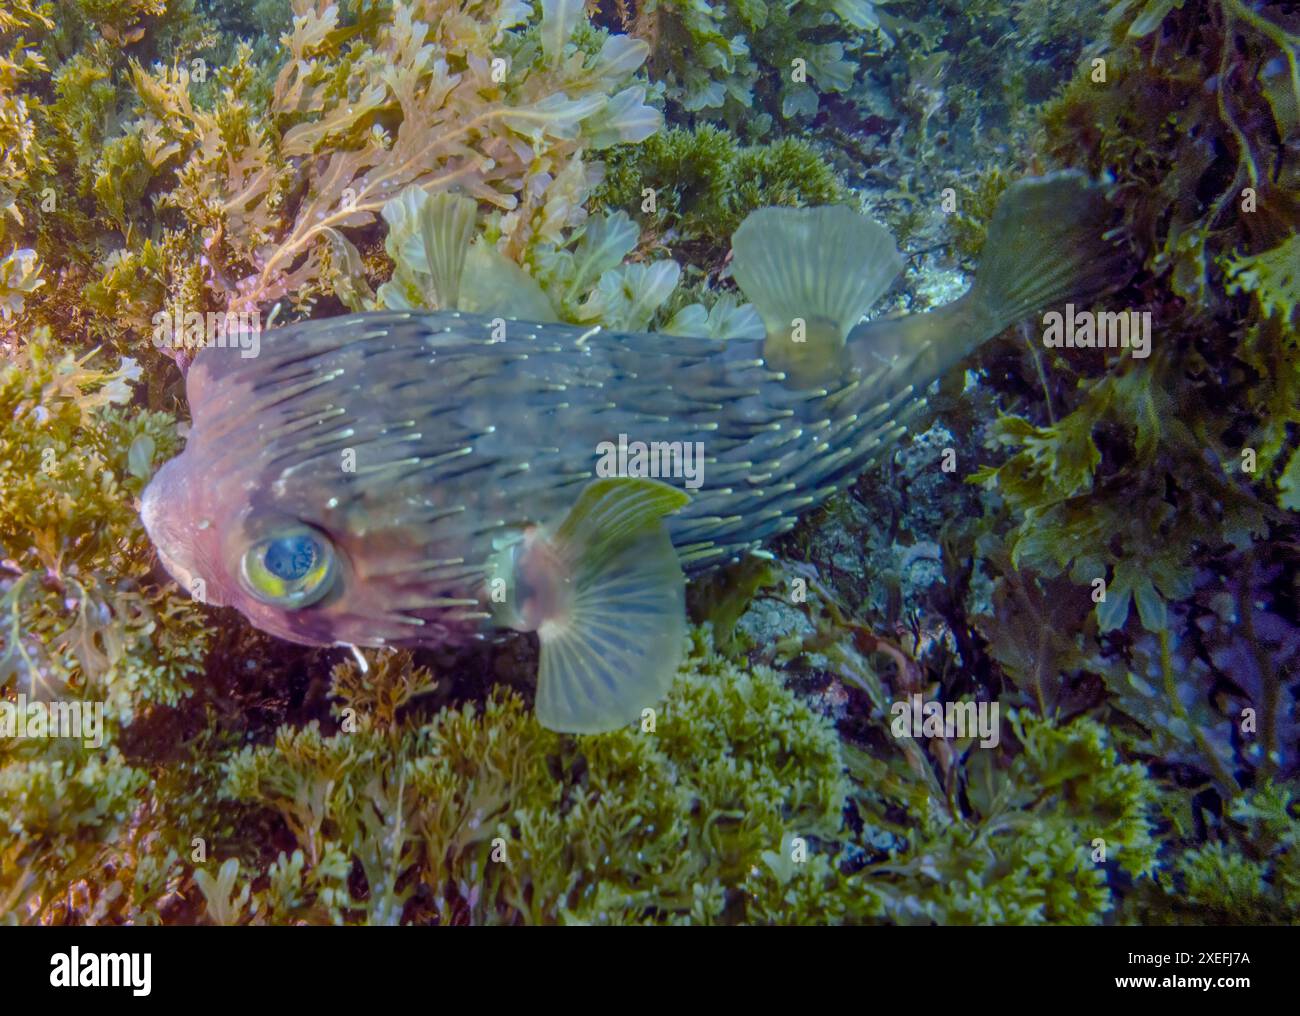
[239,525,338,608]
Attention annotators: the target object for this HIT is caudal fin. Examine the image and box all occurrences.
[846,170,1129,386]
[965,170,1127,339]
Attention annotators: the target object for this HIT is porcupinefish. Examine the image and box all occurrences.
[142,172,1123,733]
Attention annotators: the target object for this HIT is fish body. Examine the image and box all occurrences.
[143,171,1125,732]
[146,312,915,641]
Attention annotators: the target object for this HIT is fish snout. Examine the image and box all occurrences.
[140,456,229,607]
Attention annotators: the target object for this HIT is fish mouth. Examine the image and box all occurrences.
[139,458,226,607]
[139,467,168,550]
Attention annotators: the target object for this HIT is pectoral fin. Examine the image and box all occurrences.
[502,478,690,734]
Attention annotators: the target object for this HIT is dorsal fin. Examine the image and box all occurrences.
[730,205,902,385]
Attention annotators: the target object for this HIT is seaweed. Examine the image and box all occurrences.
[948,0,1300,917]
[214,631,860,925]
[622,0,881,134]
[594,124,851,259]
[0,331,209,922]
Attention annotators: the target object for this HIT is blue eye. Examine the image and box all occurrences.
[240,525,337,608]
[263,535,319,581]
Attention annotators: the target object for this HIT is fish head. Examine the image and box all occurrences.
[140,334,487,650]
[141,451,354,646]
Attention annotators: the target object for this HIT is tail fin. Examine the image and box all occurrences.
[731,205,903,385]
[964,170,1126,339]
[848,170,1127,384]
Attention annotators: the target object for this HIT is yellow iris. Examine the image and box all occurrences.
[239,526,337,608]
